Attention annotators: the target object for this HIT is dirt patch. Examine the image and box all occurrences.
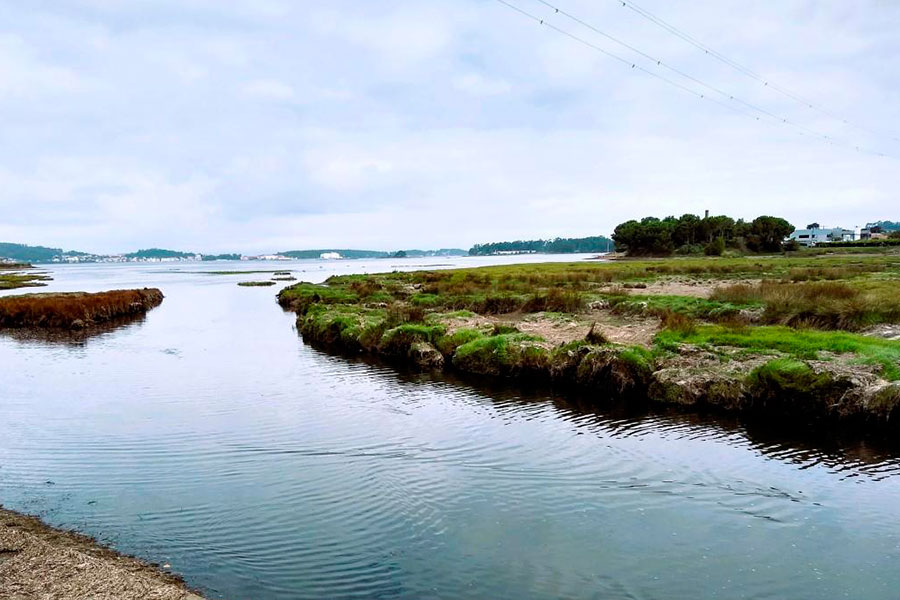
[440,310,659,348]
[0,507,205,600]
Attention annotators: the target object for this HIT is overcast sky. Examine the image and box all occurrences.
[1,0,898,253]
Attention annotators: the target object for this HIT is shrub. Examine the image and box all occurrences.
[705,237,725,256]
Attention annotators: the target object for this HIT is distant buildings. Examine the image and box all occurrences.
[788,226,856,246]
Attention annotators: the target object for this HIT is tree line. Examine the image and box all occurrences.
[612,214,794,256]
[469,236,613,256]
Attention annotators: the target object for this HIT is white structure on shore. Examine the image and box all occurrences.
[788,226,855,246]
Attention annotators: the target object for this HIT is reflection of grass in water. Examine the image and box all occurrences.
[0,313,151,346]
[237,281,276,287]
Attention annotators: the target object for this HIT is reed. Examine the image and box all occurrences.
[0,288,163,329]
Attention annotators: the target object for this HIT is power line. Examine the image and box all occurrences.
[617,0,900,144]
[493,0,889,157]
[533,0,821,139]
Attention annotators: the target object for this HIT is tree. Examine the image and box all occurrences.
[806,222,821,230]
[672,213,702,247]
[747,216,795,252]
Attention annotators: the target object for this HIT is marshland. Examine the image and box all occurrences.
[0,262,52,290]
[1,256,900,599]
[0,288,164,329]
[279,249,900,427]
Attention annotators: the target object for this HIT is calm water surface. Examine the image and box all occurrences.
[2,257,900,599]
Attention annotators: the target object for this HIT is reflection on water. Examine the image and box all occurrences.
[1,258,900,600]
[0,313,151,346]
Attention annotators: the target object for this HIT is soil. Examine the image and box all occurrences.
[0,507,205,600]
[441,309,660,348]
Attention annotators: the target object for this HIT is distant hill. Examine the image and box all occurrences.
[468,236,613,256]
[201,253,242,261]
[125,248,196,259]
[278,248,467,260]
[0,242,67,263]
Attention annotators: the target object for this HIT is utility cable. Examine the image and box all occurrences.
[616,0,900,144]
[493,0,889,157]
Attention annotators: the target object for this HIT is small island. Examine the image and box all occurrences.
[0,262,52,290]
[279,248,900,429]
[0,289,164,330]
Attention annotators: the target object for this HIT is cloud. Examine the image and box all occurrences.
[241,79,296,101]
[0,0,897,253]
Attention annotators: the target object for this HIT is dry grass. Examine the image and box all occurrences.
[0,288,164,329]
[710,280,900,330]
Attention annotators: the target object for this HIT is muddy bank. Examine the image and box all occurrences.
[0,288,163,330]
[0,507,204,600]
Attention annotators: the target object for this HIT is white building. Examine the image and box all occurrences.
[789,226,855,246]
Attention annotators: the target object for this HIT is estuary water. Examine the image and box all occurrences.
[2,256,900,600]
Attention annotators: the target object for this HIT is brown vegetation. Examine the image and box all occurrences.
[0,288,163,329]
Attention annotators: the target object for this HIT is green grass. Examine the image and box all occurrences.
[278,250,900,388]
[657,325,900,380]
[237,280,276,287]
[0,271,52,290]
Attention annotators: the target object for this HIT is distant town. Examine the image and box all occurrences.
[1,221,898,265]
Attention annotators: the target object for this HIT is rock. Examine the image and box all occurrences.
[408,342,444,370]
[649,368,747,409]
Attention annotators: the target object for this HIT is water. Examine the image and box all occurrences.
[2,257,900,599]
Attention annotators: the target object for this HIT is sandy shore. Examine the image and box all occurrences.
[0,507,205,600]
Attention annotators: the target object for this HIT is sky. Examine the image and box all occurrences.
[0,0,898,254]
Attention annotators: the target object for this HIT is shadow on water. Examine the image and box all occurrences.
[332,350,900,480]
[0,314,150,347]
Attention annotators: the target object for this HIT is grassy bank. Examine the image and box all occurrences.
[0,263,52,290]
[278,250,900,427]
[0,288,164,329]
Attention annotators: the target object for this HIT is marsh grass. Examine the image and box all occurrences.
[711,280,900,330]
[0,266,52,290]
[657,325,900,380]
[0,289,163,328]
